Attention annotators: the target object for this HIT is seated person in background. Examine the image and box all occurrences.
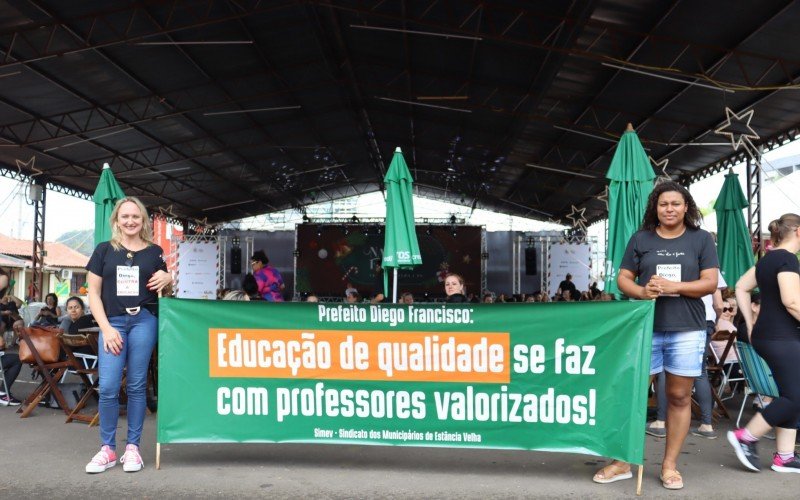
[0,333,22,406]
[32,293,62,326]
[557,273,578,300]
[589,281,601,299]
[400,292,414,305]
[345,292,360,303]
[305,293,319,303]
[715,297,737,332]
[216,288,231,300]
[344,282,358,298]
[243,273,263,301]
[736,293,760,344]
[57,296,96,356]
[482,293,494,303]
[59,296,88,331]
[1,295,23,340]
[222,290,250,301]
[370,292,385,304]
[444,274,468,303]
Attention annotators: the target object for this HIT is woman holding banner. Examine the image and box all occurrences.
[84,197,173,474]
[593,181,718,490]
[729,213,800,473]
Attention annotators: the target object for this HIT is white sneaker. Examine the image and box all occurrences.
[120,444,143,472]
[85,446,117,473]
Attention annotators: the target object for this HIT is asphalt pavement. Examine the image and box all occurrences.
[1,365,798,499]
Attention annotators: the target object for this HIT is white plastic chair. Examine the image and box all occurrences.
[61,352,98,385]
[22,302,46,326]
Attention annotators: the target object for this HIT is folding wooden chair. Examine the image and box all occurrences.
[708,331,745,400]
[15,326,91,418]
[735,340,780,427]
[60,329,100,424]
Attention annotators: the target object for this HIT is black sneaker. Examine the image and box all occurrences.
[727,430,761,471]
[771,453,800,473]
[0,394,21,406]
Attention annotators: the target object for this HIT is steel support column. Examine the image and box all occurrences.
[30,178,46,301]
[746,148,764,258]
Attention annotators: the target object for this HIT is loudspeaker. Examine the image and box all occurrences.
[525,247,537,275]
[230,247,242,275]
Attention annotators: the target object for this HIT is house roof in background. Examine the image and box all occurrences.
[0,233,88,268]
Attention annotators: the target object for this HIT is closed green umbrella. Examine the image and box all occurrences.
[382,147,422,302]
[604,124,655,297]
[714,170,754,287]
[93,163,126,247]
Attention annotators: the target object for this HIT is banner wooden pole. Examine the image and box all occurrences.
[636,464,643,495]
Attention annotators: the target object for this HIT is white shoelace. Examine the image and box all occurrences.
[120,447,142,464]
[91,448,113,465]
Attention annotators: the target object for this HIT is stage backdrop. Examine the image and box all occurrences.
[158,298,654,464]
[294,225,482,298]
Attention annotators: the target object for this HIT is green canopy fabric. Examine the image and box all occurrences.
[382,147,422,302]
[93,163,126,247]
[604,127,655,297]
[714,171,754,287]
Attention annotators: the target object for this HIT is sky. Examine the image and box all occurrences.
[2,137,800,243]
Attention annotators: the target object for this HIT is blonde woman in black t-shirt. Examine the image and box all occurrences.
[730,213,800,473]
[84,197,172,474]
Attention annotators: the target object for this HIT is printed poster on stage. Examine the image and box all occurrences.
[176,240,219,299]
[548,243,591,297]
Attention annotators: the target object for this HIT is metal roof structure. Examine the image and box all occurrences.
[2,0,800,225]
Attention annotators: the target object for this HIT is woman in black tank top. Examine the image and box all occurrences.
[730,213,800,473]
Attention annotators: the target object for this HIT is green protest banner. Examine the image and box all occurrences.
[157,298,654,464]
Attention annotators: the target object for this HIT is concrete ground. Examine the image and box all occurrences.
[1,366,798,499]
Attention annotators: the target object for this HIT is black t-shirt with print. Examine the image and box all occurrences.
[86,241,167,317]
[752,249,800,341]
[620,228,719,332]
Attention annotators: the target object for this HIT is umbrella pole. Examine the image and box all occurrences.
[393,268,398,303]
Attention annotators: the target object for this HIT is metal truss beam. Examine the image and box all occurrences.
[0,0,297,69]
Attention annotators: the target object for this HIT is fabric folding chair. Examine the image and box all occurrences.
[735,341,780,427]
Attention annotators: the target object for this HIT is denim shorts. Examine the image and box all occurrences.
[650,329,706,377]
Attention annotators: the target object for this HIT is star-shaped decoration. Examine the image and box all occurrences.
[594,186,609,211]
[15,155,43,177]
[157,204,176,219]
[547,217,563,225]
[649,156,672,184]
[566,205,587,231]
[714,107,760,159]
[194,216,208,227]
